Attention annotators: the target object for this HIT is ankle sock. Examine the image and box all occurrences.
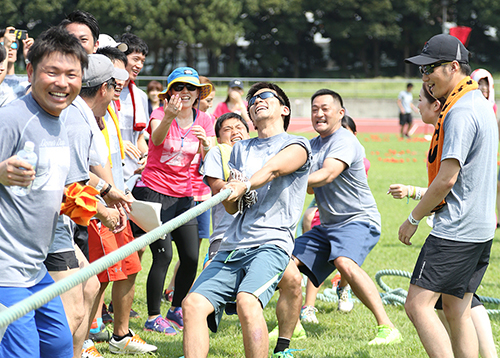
[112,331,133,342]
[274,337,290,353]
[89,317,103,334]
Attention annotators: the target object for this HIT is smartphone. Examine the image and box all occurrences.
[9,29,28,41]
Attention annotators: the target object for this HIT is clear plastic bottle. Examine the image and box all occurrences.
[11,141,38,196]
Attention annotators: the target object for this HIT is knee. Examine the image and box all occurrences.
[182,293,212,320]
[236,293,262,322]
[84,275,100,304]
[404,297,418,323]
[334,257,356,278]
[278,266,302,297]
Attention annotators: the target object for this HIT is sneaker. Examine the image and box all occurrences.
[300,305,318,324]
[166,307,184,330]
[163,289,174,302]
[144,315,177,335]
[271,348,304,357]
[367,325,402,345]
[293,322,307,340]
[101,303,113,324]
[109,330,157,354]
[268,322,307,341]
[337,284,354,313]
[81,340,103,358]
[89,323,112,342]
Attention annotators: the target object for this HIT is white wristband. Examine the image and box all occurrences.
[408,212,420,226]
[244,180,251,194]
[95,178,106,192]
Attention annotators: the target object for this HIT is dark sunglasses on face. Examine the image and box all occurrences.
[419,61,452,76]
[248,91,285,107]
[172,82,198,92]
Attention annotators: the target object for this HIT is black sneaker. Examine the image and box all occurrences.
[102,303,113,324]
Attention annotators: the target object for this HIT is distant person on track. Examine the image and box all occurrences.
[397,83,418,138]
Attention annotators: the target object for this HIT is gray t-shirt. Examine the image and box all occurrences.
[48,98,94,254]
[202,145,236,244]
[0,74,29,107]
[310,127,381,230]
[119,85,149,181]
[431,90,497,242]
[219,132,312,256]
[0,94,70,287]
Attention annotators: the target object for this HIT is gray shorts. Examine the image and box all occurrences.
[190,244,289,332]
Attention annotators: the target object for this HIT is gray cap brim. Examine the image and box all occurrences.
[113,67,129,82]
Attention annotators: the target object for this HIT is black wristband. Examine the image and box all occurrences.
[100,183,112,197]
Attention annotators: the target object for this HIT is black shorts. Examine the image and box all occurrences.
[208,239,222,261]
[435,293,483,310]
[130,186,149,238]
[44,251,79,271]
[399,113,412,126]
[144,187,197,226]
[410,234,492,299]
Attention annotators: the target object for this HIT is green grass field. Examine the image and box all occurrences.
[98,132,500,357]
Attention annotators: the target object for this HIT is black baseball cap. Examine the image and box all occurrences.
[228,79,243,89]
[405,34,469,66]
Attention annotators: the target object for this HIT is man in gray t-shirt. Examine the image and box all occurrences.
[291,89,401,346]
[0,26,88,358]
[184,82,311,358]
[402,34,497,357]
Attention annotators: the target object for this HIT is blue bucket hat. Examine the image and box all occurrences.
[158,67,212,100]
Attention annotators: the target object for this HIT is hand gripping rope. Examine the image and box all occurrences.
[0,189,232,332]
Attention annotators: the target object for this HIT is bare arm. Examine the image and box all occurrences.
[387,184,428,200]
[398,158,460,245]
[308,157,347,188]
[223,144,308,213]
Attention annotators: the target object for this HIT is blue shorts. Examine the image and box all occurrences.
[195,201,210,239]
[293,221,380,287]
[190,244,289,332]
[0,272,73,358]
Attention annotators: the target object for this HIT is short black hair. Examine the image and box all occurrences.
[120,33,148,56]
[96,46,128,67]
[341,115,357,134]
[27,26,88,73]
[0,44,5,63]
[246,82,291,131]
[214,113,249,138]
[459,62,472,76]
[60,10,100,45]
[311,89,344,108]
[407,83,413,89]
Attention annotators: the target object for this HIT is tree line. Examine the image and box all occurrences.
[2,0,500,78]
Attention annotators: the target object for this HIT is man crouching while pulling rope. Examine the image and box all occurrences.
[182,82,311,358]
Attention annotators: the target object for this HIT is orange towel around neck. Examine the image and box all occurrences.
[427,76,478,212]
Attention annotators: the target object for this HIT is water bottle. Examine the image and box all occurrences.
[11,141,38,196]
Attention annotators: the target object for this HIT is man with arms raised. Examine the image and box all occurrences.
[182,82,311,358]
[402,34,497,358]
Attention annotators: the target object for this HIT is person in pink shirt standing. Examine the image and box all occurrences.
[213,78,250,124]
[141,67,215,335]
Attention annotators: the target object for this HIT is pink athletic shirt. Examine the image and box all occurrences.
[142,108,215,197]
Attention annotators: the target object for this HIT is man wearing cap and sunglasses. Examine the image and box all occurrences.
[401,34,497,358]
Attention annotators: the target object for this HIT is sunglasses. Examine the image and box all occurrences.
[419,61,452,76]
[248,91,285,107]
[172,82,198,92]
[0,41,18,50]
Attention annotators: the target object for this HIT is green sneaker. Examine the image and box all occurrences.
[271,349,304,357]
[367,325,402,345]
[293,322,307,340]
[268,323,307,341]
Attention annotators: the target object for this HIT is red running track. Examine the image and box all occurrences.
[288,117,434,135]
